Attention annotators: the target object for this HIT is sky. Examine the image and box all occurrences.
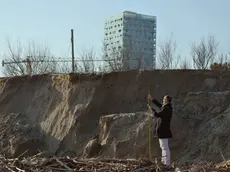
[1,0,230,76]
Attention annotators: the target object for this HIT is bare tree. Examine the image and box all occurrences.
[210,52,230,70]
[102,41,126,72]
[2,38,57,76]
[101,40,146,72]
[190,36,218,69]
[55,61,72,74]
[216,53,229,64]
[137,56,143,69]
[179,58,191,69]
[157,35,181,69]
[102,42,124,71]
[79,48,96,73]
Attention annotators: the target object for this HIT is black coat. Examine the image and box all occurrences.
[152,99,173,139]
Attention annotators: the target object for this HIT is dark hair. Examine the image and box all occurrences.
[165,95,172,103]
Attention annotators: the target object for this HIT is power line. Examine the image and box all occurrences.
[1,57,124,66]
[2,56,144,66]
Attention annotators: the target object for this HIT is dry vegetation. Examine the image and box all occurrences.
[1,35,230,77]
[0,156,229,172]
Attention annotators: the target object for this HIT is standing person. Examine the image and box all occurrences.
[148,94,173,169]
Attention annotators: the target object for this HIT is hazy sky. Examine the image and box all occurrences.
[1,0,230,76]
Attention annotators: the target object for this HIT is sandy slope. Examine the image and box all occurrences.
[0,70,229,164]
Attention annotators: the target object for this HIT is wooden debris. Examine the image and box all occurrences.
[0,155,229,172]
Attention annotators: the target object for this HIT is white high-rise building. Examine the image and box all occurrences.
[104,11,157,70]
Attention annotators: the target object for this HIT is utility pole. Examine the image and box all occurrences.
[71,29,75,73]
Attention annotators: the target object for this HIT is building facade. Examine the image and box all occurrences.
[104,11,157,70]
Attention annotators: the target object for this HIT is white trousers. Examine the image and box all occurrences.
[159,139,171,166]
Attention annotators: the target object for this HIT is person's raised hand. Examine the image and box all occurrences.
[147,104,152,111]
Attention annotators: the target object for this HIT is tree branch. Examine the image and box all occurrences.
[191,36,218,69]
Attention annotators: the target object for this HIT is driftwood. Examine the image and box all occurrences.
[0,155,229,172]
